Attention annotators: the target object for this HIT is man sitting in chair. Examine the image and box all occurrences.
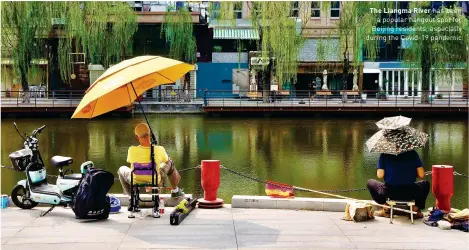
[118,123,184,200]
[367,150,430,219]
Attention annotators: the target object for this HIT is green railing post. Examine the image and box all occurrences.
[430,92,433,107]
[448,91,451,107]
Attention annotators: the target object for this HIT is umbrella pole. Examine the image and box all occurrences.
[130,82,160,217]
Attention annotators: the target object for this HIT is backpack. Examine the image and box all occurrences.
[72,168,114,220]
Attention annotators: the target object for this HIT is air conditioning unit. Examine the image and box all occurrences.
[88,64,105,85]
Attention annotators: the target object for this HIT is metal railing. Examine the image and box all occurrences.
[202,90,469,108]
[1,90,86,108]
[0,89,202,108]
[2,89,467,109]
[140,89,200,103]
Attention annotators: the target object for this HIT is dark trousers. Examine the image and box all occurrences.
[367,179,430,209]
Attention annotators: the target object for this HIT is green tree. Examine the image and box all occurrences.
[218,1,305,102]
[57,2,137,83]
[403,2,469,102]
[161,6,197,95]
[333,2,382,102]
[1,2,55,92]
[1,1,137,91]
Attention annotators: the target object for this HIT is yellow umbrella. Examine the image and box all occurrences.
[72,55,194,119]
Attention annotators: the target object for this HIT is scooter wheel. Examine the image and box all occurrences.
[11,185,38,209]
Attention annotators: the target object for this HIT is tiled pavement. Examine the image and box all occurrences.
[1,206,468,249]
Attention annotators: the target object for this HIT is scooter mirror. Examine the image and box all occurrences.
[13,122,26,141]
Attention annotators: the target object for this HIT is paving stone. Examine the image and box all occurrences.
[1,227,23,238]
[119,238,238,249]
[1,243,120,250]
[237,234,351,242]
[237,240,357,249]
[5,236,124,244]
[1,206,465,250]
[353,242,468,250]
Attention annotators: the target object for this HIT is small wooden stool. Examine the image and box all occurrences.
[387,199,415,224]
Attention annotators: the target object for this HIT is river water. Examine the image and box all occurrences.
[1,115,468,209]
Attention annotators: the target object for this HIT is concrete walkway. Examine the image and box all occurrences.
[1,206,468,250]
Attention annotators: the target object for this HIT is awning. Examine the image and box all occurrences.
[213,28,259,40]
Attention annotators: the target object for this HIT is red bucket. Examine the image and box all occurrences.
[265,181,295,198]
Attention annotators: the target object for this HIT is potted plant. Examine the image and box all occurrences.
[213,46,222,52]
[5,88,10,97]
[436,93,443,99]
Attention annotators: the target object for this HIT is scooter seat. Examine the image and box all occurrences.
[51,156,73,168]
[64,173,82,180]
[31,182,61,197]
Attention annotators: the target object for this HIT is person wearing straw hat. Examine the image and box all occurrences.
[118,123,184,201]
[366,116,431,218]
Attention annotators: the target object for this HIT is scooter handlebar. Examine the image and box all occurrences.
[37,125,46,133]
[32,125,46,137]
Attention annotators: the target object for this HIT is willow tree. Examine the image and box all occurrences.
[219,1,304,102]
[404,2,469,102]
[57,2,137,83]
[1,1,137,88]
[332,2,383,102]
[1,2,56,92]
[161,6,196,94]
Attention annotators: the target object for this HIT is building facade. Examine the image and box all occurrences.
[362,1,468,97]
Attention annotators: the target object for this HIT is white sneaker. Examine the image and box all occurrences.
[152,209,160,218]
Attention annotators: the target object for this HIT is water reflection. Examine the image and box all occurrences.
[1,116,467,208]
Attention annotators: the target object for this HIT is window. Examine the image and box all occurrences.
[234,2,242,19]
[330,1,340,18]
[311,2,321,18]
[291,1,299,17]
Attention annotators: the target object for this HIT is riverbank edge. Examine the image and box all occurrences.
[6,194,357,212]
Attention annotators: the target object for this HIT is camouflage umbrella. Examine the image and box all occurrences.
[366,126,428,155]
[376,115,412,130]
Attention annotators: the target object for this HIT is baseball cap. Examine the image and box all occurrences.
[135,123,150,138]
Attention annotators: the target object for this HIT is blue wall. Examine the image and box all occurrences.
[196,63,248,98]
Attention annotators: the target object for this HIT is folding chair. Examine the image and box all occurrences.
[387,199,415,224]
[128,162,160,218]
